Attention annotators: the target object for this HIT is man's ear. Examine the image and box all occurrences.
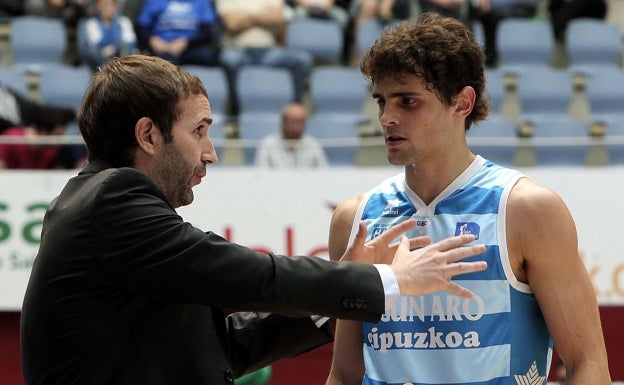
[454,86,476,118]
[135,117,159,155]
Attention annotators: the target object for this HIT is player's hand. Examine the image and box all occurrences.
[390,234,487,298]
[340,219,431,265]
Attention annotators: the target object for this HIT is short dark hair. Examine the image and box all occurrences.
[360,13,489,130]
[77,55,207,167]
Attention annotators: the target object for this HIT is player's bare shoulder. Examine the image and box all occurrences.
[508,177,569,220]
[506,176,577,282]
[331,194,365,224]
[328,194,366,261]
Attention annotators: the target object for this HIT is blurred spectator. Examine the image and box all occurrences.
[24,0,92,27]
[349,0,411,26]
[418,0,471,24]
[135,0,221,66]
[417,0,502,67]
[0,84,72,134]
[78,0,138,69]
[288,0,350,30]
[255,102,328,168]
[548,0,607,41]
[119,0,144,20]
[0,84,84,169]
[215,0,313,115]
[0,0,24,16]
[472,0,504,67]
[0,122,67,169]
[49,0,91,24]
[23,0,94,64]
[347,0,411,65]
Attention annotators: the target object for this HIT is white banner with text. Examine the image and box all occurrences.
[1,166,623,310]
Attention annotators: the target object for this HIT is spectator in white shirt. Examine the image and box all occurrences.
[255,102,329,168]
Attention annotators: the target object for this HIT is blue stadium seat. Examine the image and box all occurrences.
[236,66,294,115]
[356,19,384,60]
[565,18,623,74]
[237,112,281,165]
[306,113,360,166]
[496,18,554,75]
[468,115,519,166]
[38,65,93,110]
[286,18,344,64]
[515,67,574,125]
[530,116,591,166]
[309,65,369,125]
[485,68,507,115]
[0,67,28,97]
[604,121,624,165]
[584,66,624,129]
[10,16,67,70]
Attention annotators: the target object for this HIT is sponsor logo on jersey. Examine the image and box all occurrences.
[455,221,480,239]
[381,198,401,216]
[366,294,485,352]
[370,223,390,239]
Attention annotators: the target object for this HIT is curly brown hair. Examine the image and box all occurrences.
[360,13,489,130]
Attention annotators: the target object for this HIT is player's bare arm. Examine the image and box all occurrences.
[507,178,611,385]
[327,195,367,385]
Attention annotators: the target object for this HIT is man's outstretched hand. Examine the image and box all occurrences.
[340,219,431,265]
[391,233,486,298]
[341,219,487,299]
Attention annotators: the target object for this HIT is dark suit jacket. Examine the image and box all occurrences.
[20,160,386,385]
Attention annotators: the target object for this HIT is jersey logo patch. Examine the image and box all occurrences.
[514,361,546,385]
[455,222,480,239]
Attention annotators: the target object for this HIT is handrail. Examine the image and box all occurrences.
[2,135,624,147]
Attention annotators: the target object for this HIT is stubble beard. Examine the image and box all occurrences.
[152,142,195,208]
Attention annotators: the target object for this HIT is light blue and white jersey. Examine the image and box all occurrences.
[351,156,553,385]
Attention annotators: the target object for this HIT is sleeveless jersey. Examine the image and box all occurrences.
[351,156,553,385]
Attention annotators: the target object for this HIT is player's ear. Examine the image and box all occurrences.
[454,86,476,118]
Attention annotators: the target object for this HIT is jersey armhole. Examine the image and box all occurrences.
[498,175,533,293]
[347,190,374,244]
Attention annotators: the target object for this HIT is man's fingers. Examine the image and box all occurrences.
[449,261,488,277]
[434,233,477,251]
[339,222,368,262]
[353,221,368,245]
[395,235,410,255]
[445,244,487,264]
[446,280,475,299]
[409,236,432,250]
[376,219,417,244]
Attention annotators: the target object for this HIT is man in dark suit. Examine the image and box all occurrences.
[20,54,487,385]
